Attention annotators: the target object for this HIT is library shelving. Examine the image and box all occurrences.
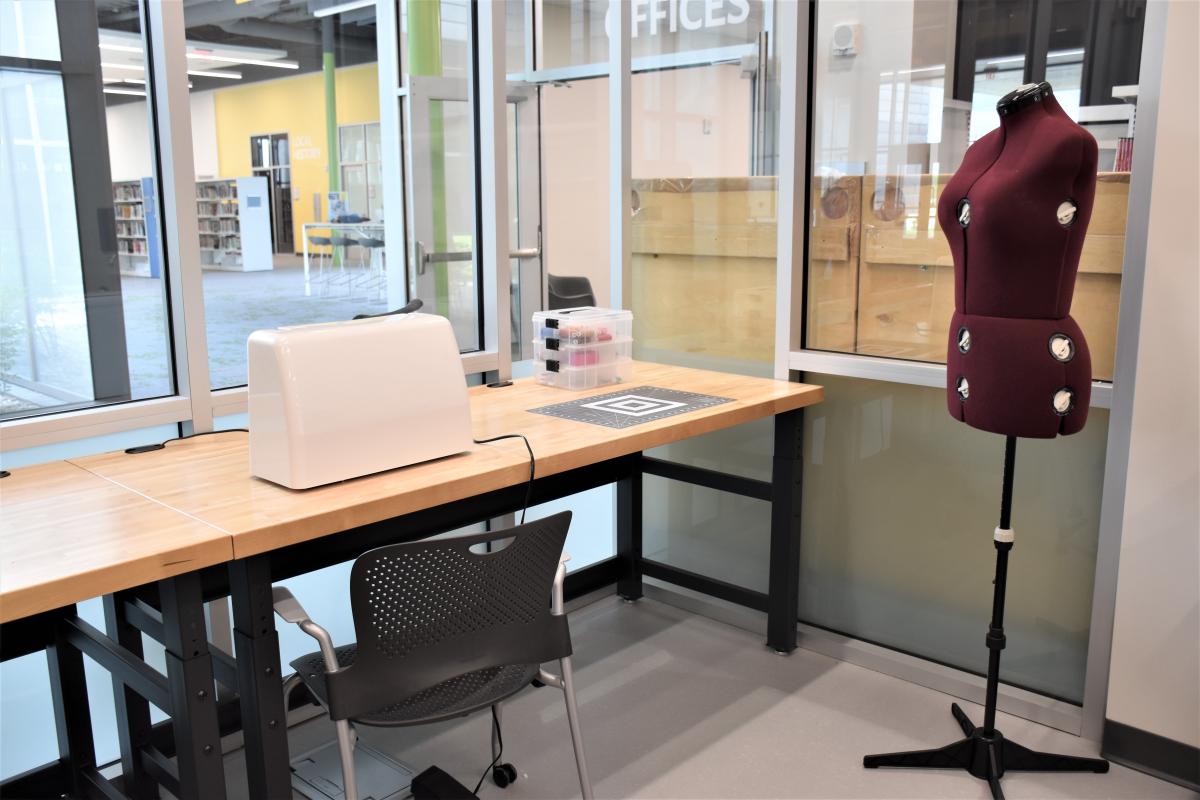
[196,177,272,272]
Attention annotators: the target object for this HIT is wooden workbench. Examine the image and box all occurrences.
[0,361,822,800]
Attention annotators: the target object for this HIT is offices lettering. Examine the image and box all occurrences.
[607,0,753,38]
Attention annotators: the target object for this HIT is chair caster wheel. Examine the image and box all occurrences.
[492,763,518,788]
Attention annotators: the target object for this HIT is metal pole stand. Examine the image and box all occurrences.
[862,436,1109,800]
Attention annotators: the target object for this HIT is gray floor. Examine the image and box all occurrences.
[221,597,1189,800]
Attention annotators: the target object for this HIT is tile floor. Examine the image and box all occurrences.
[220,596,1190,800]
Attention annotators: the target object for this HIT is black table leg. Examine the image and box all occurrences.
[47,615,96,799]
[768,409,804,653]
[103,591,157,799]
[617,452,644,600]
[159,572,228,800]
[230,555,293,799]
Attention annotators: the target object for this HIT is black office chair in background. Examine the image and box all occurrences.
[547,274,596,310]
[273,511,593,800]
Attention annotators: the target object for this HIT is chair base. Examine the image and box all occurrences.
[863,703,1108,800]
[292,738,415,800]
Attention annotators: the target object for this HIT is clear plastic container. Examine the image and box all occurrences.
[532,306,633,390]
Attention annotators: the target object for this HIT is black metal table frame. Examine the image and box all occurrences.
[0,409,803,799]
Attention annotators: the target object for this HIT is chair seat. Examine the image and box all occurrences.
[291,645,540,727]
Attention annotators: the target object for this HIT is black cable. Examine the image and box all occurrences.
[473,705,504,795]
[472,433,535,524]
[124,428,249,454]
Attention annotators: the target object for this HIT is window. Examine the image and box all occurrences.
[798,0,1148,704]
[0,0,172,420]
[183,1,389,389]
[805,0,1145,381]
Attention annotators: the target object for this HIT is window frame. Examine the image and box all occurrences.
[0,0,509,448]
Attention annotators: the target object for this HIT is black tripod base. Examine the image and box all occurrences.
[863,703,1108,800]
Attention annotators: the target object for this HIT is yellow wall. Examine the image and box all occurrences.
[213,62,380,252]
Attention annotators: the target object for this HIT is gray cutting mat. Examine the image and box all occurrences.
[529,386,733,428]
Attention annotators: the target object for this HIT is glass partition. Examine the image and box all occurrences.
[798,374,1109,702]
[1,0,173,420]
[805,0,1145,381]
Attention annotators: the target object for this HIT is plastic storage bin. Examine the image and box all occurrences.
[533,306,633,390]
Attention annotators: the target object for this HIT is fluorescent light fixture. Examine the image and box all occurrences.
[187,69,243,80]
[99,42,143,54]
[186,52,299,69]
[313,0,374,18]
[103,87,146,96]
[101,61,144,71]
[123,77,146,84]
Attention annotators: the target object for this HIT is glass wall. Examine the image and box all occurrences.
[1,0,172,420]
[628,1,779,588]
[805,0,1143,381]
[799,375,1108,702]
[800,0,1147,704]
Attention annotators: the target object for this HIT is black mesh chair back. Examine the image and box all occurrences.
[547,274,596,310]
[320,511,573,722]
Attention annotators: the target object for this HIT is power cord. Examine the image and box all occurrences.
[472,433,535,524]
[124,428,249,454]
[473,705,504,795]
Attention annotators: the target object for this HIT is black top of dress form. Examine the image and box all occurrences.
[996,81,1054,117]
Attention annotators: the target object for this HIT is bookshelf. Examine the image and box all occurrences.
[196,177,272,271]
[113,178,163,278]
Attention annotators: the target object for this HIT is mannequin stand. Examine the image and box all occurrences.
[863,436,1108,800]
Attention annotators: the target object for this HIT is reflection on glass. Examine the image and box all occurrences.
[1,1,173,420]
[805,0,1142,381]
[799,374,1108,702]
[182,1,386,388]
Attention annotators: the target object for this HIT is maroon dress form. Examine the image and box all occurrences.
[938,83,1099,438]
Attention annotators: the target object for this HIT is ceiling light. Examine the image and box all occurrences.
[188,69,243,80]
[313,0,374,18]
[186,52,299,69]
[103,87,146,96]
[123,77,146,84]
[101,61,144,71]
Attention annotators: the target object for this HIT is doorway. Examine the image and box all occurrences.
[250,132,294,254]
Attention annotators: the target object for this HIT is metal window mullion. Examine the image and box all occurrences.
[774,0,808,380]
[609,0,631,309]
[376,0,409,311]
[146,0,213,433]
[1079,0,1169,742]
[478,0,511,379]
[54,0,131,406]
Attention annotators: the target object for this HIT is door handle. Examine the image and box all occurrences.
[509,247,540,260]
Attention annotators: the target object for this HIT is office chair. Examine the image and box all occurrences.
[547,274,596,310]
[353,297,423,320]
[273,511,594,800]
[329,234,360,295]
[308,234,333,291]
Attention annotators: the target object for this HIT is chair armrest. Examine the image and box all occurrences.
[272,586,341,673]
[552,556,569,616]
[272,586,311,624]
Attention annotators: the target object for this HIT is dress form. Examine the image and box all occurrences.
[862,83,1110,797]
[939,82,1099,438]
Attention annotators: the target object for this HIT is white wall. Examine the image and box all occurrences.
[1104,0,1200,749]
[104,90,219,182]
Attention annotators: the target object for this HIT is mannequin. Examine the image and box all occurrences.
[863,83,1109,798]
[941,81,1097,438]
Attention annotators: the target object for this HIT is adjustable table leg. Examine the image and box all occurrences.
[768,409,804,654]
[617,453,644,601]
[230,555,292,799]
[159,572,228,800]
[103,591,157,799]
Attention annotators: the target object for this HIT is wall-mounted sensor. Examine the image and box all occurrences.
[832,23,860,57]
